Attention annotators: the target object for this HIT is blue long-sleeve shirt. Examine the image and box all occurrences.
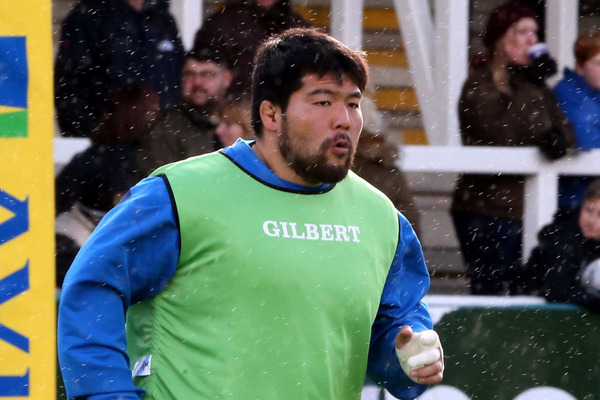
[554,68,600,151]
[58,140,432,400]
[554,68,600,209]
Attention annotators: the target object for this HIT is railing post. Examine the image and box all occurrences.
[393,0,442,144]
[330,0,364,51]
[546,0,578,84]
[433,0,468,146]
[170,0,202,51]
[523,171,559,260]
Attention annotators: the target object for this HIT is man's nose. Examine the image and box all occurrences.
[528,33,538,46]
[332,104,351,130]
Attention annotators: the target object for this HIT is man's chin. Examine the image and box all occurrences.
[191,97,208,106]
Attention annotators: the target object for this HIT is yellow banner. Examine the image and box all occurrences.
[0,1,55,399]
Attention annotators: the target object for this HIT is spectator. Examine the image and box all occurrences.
[451,1,575,295]
[193,0,310,98]
[524,178,600,312]
[55,83,160,286]
[55,167,137,288]
[352,97,421,236]
[554,30,600,211]
[55,83,160,215]
[215,98,254,147]
[54,0,183,137]
[137,48,233,176]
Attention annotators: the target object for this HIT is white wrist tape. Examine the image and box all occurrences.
[395,330,442,382]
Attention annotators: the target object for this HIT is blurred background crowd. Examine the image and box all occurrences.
[52,0,600,312]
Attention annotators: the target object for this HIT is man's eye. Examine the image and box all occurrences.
[315,101,331,106]
[348,102,360,109]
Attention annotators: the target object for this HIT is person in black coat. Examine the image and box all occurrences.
[524,178,600,312]
[55,84,160,287]
[54,0,184,137]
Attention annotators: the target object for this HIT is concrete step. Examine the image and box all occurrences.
[296,5,400,30]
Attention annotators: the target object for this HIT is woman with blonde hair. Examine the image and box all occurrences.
[451,1,575,295]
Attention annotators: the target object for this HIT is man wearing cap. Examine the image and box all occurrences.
[136,48,234,176]
[451,0,575,295]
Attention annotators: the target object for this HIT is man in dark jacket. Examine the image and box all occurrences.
[193,0,310,98]
[54,0,184,137]
[524,178,600,312]
[136,48,233,176]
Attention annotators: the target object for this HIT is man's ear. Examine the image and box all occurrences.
[259,100,280,133]
[575,62,585,77]
[223,69,234,89]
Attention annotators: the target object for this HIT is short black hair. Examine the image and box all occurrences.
[251,28,369,136]
[186,46,230,69]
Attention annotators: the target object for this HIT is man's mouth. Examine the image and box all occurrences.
[331,136,350,155]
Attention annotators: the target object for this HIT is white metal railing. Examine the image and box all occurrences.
[398,145,600,259]
[53,139,600,259]
[55,0,588,257]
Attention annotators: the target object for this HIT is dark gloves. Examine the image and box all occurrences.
[539,129,568,160]
[524,53,558,85]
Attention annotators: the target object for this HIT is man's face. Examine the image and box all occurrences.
[502,17,538,65]
[277,73,363,185]
[577,53,600,92]
[579,198,600,240]
[181,59,232,107]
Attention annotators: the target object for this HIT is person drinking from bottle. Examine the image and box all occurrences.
[451,1,575,295]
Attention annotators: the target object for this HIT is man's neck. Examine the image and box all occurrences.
[252,137,320,187]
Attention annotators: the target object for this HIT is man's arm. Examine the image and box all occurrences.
[367,212,434,399]
[553,89,599,151]
[57,176,179,399]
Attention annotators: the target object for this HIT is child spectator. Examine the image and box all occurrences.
[524,178,600,312]
[215,98,254,147]
[554,30,600,211]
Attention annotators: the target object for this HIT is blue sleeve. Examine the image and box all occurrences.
[367,212,433,400]
[57,176,179,400]
[554,83,600,151]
